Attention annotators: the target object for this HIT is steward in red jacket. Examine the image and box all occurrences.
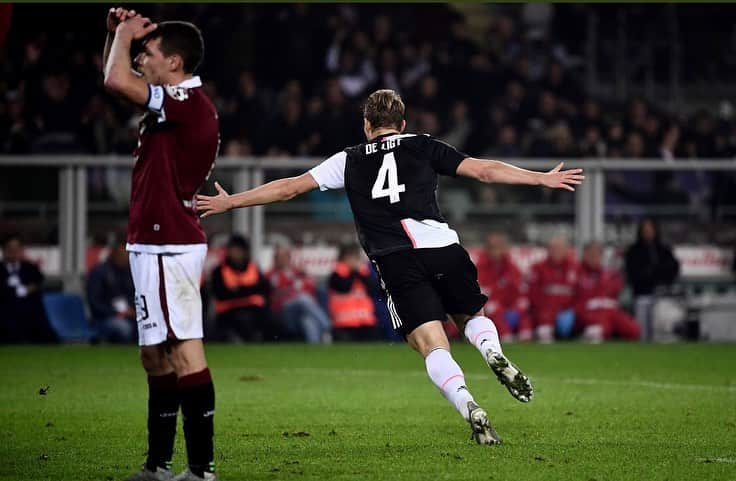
[575,242,640,342]
[475,233,532,342]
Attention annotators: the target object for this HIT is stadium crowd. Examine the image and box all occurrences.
[2,5,734,213]
[2,4,735,164]
[1,223,682,344]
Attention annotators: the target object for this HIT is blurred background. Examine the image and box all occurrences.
[0,3,734,346]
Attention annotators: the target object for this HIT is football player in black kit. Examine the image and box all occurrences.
[197,89,584,444]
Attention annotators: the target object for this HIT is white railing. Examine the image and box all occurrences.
[2,155,735,290]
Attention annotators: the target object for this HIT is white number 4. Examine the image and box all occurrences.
[371,152,405,204]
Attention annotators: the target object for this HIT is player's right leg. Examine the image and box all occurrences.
[419,244,532,402]
[407,321,501,445]
[166,339,217,481]
[125,345,177,481]
[127,250,182,481]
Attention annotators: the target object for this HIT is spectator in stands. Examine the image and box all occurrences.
[227,70,267,153]
[313,77,359,155]
[1,90,32,153]
[442,100,473,151]
[579,125,606,157]
[267,244,332,344]
[624,219,680,335]
[86,241,136,343]
[0,234,56,343]
[31,70,83,153]
[573,99,603,137]
[266,96,311,156]
[575,241,640,343]
[529,235,578,343]
[475,232,532,342]
[490,124,522,157]
[328,244,380,341]
[625,219,680,296]
[326,29,377,99]
[210,235,272,342]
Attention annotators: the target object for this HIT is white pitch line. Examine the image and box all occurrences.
[559,377,736,393]
[266,367,736,393]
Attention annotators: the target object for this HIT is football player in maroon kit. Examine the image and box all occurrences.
[103,7,219,481]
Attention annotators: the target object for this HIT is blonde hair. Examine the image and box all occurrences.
[363,89,405,130]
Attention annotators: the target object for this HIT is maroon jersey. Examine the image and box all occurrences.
[127,76,219,250]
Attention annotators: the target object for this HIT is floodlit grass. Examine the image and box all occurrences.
[0,343,734,480]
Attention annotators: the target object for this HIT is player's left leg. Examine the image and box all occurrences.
[453,311,533,403]
[156,248,216,481]
[483,304,512,342]
[407,321,501,445]
[167,339,217,481]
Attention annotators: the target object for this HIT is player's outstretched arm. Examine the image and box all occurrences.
[103,13,157,105]
[456,158,584,191]
[197,173,319,218]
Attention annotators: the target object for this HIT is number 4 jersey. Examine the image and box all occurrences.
[309,133,468,257]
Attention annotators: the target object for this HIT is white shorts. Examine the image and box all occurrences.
[128,245,207,346]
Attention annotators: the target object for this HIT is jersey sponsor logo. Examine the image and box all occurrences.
[165,84,189,101]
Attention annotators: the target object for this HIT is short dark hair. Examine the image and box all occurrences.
[227,234,250,251]
[2,233,21,249]
[146,21,204,74]
[363,89,405,130]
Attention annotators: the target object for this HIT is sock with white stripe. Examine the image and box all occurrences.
[425,348,475,421]
[464,316,503,355]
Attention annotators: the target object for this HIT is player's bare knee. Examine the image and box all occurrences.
[139,346,169,375]
[167,340,208,376]
[408,321,450,357]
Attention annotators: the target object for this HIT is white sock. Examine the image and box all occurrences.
[464,316,503,355]
[425,348,475,421]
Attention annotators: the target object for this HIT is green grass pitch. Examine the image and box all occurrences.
[0,343,734,481]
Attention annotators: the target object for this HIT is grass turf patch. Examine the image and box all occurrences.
[0,343,734,480]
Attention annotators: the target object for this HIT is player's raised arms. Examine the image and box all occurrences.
[103,10,157,105]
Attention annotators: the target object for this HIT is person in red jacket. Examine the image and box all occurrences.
[528,235,578,342]
[475,233,532,342]
[575,241,641,342]
[267,244,332,344]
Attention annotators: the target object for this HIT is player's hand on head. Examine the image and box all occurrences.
[541,162,585,192]
[107,7,138,33]
[196,182,232,218]
[117,13,157,40]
